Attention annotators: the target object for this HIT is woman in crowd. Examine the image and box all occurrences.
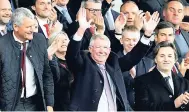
[48,31,74,111]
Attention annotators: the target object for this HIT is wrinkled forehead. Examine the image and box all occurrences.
[167,1,184,10]
[121,2,139,13]
[0,0,11,9]
[92,38,110,47]
[122,30,140,39]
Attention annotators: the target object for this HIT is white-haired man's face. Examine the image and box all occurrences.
[89,38,111,65]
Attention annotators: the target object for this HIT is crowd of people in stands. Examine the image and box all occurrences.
[0,0,189,111]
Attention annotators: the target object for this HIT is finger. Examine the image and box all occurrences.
[88,19,93,26]
[183,100,188,105]
[153,11,159,22]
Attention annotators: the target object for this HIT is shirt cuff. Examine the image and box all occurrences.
[140,35,153,45]
[73,33,82,41]
[115,34,122,40]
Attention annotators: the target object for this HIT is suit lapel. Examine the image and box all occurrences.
[172,73,181,97]
[181,30,189,46]
[156,0,165,7]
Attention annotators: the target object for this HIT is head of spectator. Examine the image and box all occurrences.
[56,0,69,7]
[0,0,12,29]
[11,8,35,42]
[120,1,139,26]
[32,0,52,20]
[154,21,175,44]
[89,34,111,65]
[154,41,177,74]
[120,26,140,53]
[49,31,69,56]
[81,0,102,22]
[33,17,39,32]
[163,0,185,29]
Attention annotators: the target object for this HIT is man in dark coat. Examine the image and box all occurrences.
[0,8,54,111]
[65,7,159,111]
[135,41,189,111]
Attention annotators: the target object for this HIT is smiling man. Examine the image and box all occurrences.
[135,41,189,111]
[0,0,12,37]
[0,8,54,111]
[65,8,155,111]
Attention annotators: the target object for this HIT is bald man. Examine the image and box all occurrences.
[0,0,12,37]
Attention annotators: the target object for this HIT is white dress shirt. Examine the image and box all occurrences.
[13,32,37,98]
[158,69,174,94]
[36,16,49,38]
[73,33,152,111]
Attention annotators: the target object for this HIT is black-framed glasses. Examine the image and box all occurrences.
[85,8,102,13]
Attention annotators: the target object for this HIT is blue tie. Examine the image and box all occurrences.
[62,8,72,24]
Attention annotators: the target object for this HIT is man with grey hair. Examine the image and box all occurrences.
[0,8,54,111]
[65,7,157,111]
[0,0,12,37]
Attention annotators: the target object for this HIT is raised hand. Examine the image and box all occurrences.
[115,12,127,33]
[77,7,92,30]
[178,57,189,77]
[94,14,105,34]
[49,8,57,24]
[143,11,160,36]
[47,37,59,60]
[134,10,145,31]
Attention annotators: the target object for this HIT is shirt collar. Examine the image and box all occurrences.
[157,67,172,78]
[55,5,67,12]
[36,16,49,26]
[13,32,29,43]
[0,25,7,31]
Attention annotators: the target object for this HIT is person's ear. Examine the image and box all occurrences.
[31,5,36,11]
[120,37,123,45]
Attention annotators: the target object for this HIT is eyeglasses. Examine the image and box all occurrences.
[85,8,102,13]
[90,45,110,50]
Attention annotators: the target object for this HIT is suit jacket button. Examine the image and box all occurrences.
[100,80,103,84]
[169,95,172,98]
[92,100,95,103]
[94,89,98,92]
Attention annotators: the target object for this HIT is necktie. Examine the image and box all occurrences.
[21,42,27,97]
[98,64,116,111]
[89,26,96,35]
[62,9,72,24]
[43,24,50,37]
[105,9,115,30]
[175,29,181,35]
[164,76,173,94]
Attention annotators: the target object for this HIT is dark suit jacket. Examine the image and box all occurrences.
[54,6,75,34]
[174,29,189,61]
[65,36,151,111]
[104,10,121,53]
[137,0,188,20]
[50,57,73,111]
[0,32,54,110]
[135,67,189,111]
[117,50,154,109]
[67,10,120,52]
